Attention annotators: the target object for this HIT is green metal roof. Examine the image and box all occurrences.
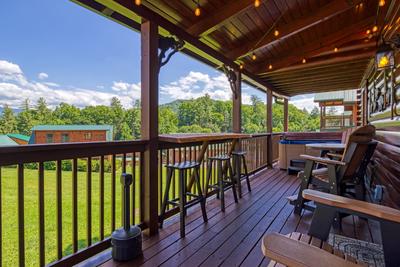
[314,90,357,103]
[0,135,18,146]
[7,133,30,142]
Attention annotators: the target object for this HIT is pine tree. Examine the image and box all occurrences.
[0,105,17,134]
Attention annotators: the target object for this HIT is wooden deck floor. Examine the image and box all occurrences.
[87,167,381,267]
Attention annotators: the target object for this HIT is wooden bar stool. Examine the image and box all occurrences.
[231,151,251,198]
[159,161,207,238]
[205,155,238,212]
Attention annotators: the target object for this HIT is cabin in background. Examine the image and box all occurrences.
[314,90,358,131]
[29,125,113,144]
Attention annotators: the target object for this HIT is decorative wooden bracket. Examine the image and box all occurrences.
[222,65,239,99]
[158,36,185,71]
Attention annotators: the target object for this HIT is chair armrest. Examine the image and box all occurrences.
[261,233,359,267]
[327,152,343,159]
[303,189,400,224]
[300,154,346,166]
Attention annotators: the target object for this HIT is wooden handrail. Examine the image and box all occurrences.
[0,140,147,166]
[303,189,400,223]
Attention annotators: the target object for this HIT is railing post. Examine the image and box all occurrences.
[140,19,159,236]
[232,70,241,134]
[266,89,273,168]
[283,98,288,132]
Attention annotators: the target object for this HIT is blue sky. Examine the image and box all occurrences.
[0,0,316,110]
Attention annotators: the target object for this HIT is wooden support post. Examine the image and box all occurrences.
[364,80,369,125]
[283,98,288,132]
[266,89,273,168]
[140,19,159,236]
[232,70,242,134]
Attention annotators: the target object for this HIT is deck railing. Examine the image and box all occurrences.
[0,134,279,266]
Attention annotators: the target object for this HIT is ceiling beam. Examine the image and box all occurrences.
[270,72,365,85]
[227,0,362,59]
[187,0,255,37]
[260,61,370,78]
[262,51,373,73]
[251,17,374,73]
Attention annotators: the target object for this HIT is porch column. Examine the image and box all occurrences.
[140,19,159,236]
[266,89,273,167]
[232,70,242,133]
[283,98,288,132]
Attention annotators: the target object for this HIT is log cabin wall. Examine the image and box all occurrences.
[362,51,400,209]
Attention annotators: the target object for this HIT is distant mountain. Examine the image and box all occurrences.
[160,99,187,113]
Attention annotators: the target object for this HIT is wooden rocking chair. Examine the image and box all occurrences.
[262,189,400,267]
[290,125,376,215]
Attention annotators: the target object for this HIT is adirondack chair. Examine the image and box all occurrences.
[290,125,376,215]
[262,190,400,267]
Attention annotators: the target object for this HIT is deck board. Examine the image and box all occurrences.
[94,168,375,267]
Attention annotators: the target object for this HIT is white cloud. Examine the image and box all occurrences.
[38,72,49,80]
[161,71,233,101]
[289,94,318,112]
[0,59,141,109]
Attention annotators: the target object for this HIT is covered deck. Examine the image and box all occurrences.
[0,0,399,266]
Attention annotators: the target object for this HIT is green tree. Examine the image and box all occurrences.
[0,105,17,134]
[159,106,178,134]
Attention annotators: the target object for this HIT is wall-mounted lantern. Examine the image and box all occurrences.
[375,43,395,70]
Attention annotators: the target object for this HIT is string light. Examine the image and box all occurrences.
[334,47,338,52]
[302,58,306,64]
[372,25,378,32]
[252,53,257,60]
[268,64,273,70]
[274,29,279,37]
[379,0,385,6]
[366,29,371,34]
[194,1,201,16]
[254,0,261,7]
[134,0,141,5]
[240,64,244,70]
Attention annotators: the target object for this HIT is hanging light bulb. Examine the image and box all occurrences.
[379,0,385,6]
[240,63,244,70]
[194,1,201,16]
[302,58,306,64]
[334,47,338,52]
[274,29,279,37]
[195,6,201,16]
[135,0,141,5]
[268,64,273,70]
[372,25,378,32]
[254,0,261,7]
[366,29,371,34]
[252,53,257,60]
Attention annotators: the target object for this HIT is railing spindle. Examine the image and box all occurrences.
[72,158,78,253]
[131,152,136,225]
[18,164,25,267]
[111,155,116,231]
[99,156,105,240]
[0,167,2,267]
[87,157,92,246]
[56,160,63,259]
[38,163,45,266]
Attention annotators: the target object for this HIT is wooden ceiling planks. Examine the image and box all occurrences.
[74,0,388,96]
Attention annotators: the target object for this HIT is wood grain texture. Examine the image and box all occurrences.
[158,133,252,144]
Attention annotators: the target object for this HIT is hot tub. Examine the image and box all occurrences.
[278,132,342,170]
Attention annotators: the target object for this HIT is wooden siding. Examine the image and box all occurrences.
[33,130,108,144]
[363,51,400,209]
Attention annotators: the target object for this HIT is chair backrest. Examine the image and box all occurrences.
[338,125,377,180]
